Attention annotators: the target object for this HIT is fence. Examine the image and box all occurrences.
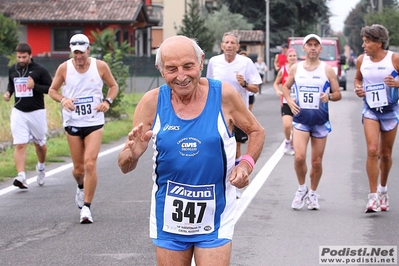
[0,55,165,94]
[0,54,218,94]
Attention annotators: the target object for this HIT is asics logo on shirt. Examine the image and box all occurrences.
[163,124,180,131]
[378,67,386,70]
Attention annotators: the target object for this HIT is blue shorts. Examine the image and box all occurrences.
[152,238,231,251]
[362,105,399,132]
[293,121,331,138]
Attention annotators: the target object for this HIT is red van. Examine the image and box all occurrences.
[288,37,347,90]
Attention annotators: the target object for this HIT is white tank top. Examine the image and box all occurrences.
[62,58,104,127]
[361,51,399,110]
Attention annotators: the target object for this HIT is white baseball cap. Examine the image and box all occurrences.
[303,34,322,46]
[69,34,90,52]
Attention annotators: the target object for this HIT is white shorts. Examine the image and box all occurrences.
[10,108,47,146]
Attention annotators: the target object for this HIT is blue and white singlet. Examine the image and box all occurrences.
[360,51,399,113]
[149,78,237,242]
[293,61,330,126]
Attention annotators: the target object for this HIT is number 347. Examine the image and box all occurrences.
[172,200,207,224]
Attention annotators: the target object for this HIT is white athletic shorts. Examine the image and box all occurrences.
[10,108,47,146]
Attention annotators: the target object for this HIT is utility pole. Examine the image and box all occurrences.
[265,0,270,82]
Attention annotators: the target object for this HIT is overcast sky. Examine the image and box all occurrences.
[328,0,360,32]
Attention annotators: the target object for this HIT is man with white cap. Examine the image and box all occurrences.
[49,33,119,223]
[282,33,341,211]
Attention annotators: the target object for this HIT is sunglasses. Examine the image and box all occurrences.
[70,41,87,45]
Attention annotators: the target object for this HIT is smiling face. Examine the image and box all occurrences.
[72,47,90,68]
[160,37,204,97]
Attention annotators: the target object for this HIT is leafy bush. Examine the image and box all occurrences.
[90,28,132,118]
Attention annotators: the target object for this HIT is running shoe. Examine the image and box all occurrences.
[291,186,308,210]
[379,192,389,211]
[80,206,93,224]
[36,164,46,186]
[289,145,295,156]
[75,187,84,209]
[307,193,320,210]
[13,175,28,189]
[283,140,292,154]
[365,193,381,213]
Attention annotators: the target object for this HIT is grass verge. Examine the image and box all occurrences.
[0,92,142,182]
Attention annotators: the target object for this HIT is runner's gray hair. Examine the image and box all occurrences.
[155,37,204,73]
[360,24,389,50]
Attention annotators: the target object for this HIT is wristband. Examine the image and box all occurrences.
[241,154,255,170]
[60,97,66,104]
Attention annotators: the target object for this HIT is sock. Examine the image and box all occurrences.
[378,184,387,193]
[298,184,307,191]
[84,202,91,208]
[285,139,292,144]
[18,172,26,179]
[37,162,45,171]
[309,189,316,195]
[78,184,84,189]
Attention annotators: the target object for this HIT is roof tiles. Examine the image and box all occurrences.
[0,0,143,22]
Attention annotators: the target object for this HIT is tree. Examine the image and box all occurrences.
[365,8,399,47]
[90,28,132,58]
[204,4,253,52]
[344,0,398,56]
[0,13,19,66]
[90,28,131,118]
[176,0,214,53]
[219,0,330,47]
[344,2,368,56]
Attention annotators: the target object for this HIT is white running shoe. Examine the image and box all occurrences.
[291,187,308,210]
[307,193,320,210]
[283,140,292,154]
[13,175,28,189]
[80,206,93,224]
[365,193,381,213]
[289,146,295,155]
[36,164,45,186]
[378,192,389,211]
[75,187,84,209]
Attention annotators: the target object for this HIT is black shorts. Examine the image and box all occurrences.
[281,103,294,117]
[249,94,255,105]
[65,125,104,139]
[233,126,248,143]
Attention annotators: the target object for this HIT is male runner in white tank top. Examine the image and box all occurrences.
[354,24,399,213]
[49,34,119,224]
[282,34,342,211]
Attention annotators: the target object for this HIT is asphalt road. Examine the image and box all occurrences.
[0,69,398,266]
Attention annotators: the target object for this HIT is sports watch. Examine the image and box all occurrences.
[105,97,113,105]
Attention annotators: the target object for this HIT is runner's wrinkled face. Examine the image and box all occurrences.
[16,52,31,68]
[161,38,202,97]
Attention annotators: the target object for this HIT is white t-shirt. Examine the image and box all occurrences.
[206,54,262,107]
